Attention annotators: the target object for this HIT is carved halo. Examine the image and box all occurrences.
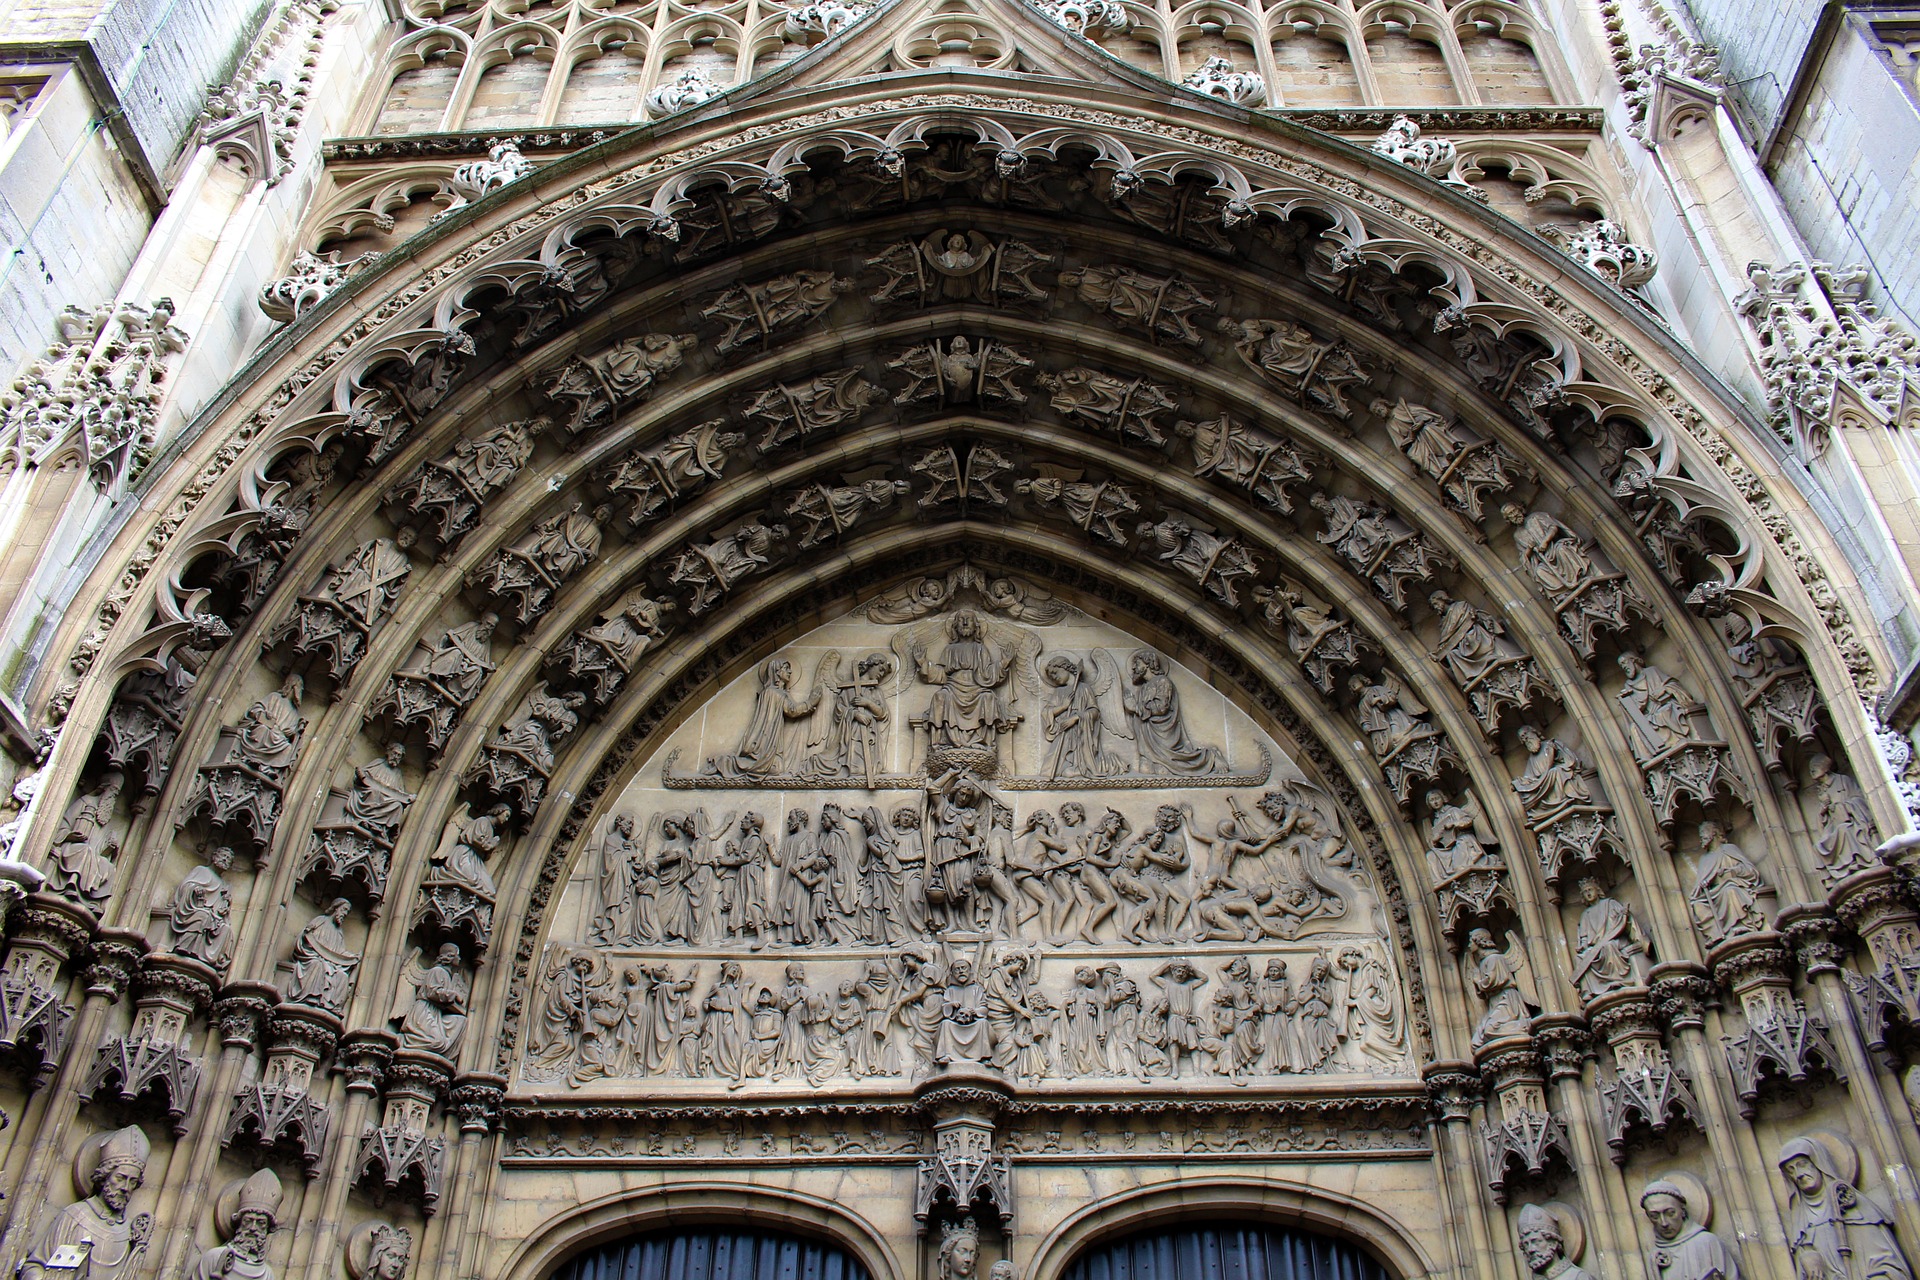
[72,1125,145,1196]
[1790,1128,1861,1187]
[1641,1171,1712,1228]
[1530,1203,1585,1264]
[344,1220,410,1280]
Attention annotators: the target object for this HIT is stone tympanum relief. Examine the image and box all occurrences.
[526,578,1407,1093]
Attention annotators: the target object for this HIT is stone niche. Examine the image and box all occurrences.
[523,574,1412,1096]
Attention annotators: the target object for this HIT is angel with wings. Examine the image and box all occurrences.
[1039,652,1127,779]
[391,943,470,1056]
[804,652,894,787]
[1465,927,1537,1048]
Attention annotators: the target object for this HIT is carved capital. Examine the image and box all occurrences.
[268,1002,344,1062]
[1650,963,1715,1032]
[386,1048,454,1105]
[1830,867,1914,934]
[1584,986,1659,1045]
[82,928,148,1001]
[450,1072,507,1134]
[11,894,95,960]
[336,1029,398,1095]
[1779,905,1848,976]
[214,982,279,1049]
[1530,1014,1591,1081]
[1423,1059,1482,1122]
[1707,931,1794,995]
[136,952,221,1016]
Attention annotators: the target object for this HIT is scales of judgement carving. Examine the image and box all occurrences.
[524,570,1411,1093]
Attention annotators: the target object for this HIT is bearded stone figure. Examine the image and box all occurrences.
[21,1124,152,1280]
[1517,1205,1596,1280]
[1778,1138,1912,1280]
[1640,1180,1743,1280]
[186,1169,283,1280]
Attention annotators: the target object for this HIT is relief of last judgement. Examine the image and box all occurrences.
[528,578,1409,1091]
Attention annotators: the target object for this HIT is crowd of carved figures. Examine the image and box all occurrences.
[525,940,1407,1087]
[586,786,1371,951]
[31,134,1906,1280]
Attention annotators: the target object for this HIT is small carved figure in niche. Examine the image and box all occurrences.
[1809,754,1880,882]
[706,657,823,779]
[599,419,746,521]
[665,521,787,615]
[557,589,675,705]
[1137,517,1259,606]
[867,231,1051,306]
[805,653,894,786]
[1125,648,1225,775]
[1372,397,1533,519]
[267,531,414,685]
[1425,790,1510,935]
[1016,474,1140,545]
[50,769,123,905]
[385,417,542,549]
[333,743,414,842]
[19,1124,152,1280]
[1721,618,1824,774]
[391,942,469,1055]
[377,613,499,750]
[911,444,1015,510]
[169,845,235,967]
[185,674,307,854]
[1060,265,1216,346]
[1778,1137,1913,1280]
[1687,821,1770,946]
[1177,414,1317,513]
[1220,316,1372,419]
[284,898,360,1014]
[1038,367,1178,447]
[467,503,608,625]
[1428,590,1552,732]
[1040,654,1124,779]
[890,337,1034,407]
[1571,877,1652,1001]
[467,690,584,820]
[1505,503,1658,660]
[100,645,203,801]
[1518,1205,1598,1280]
[541,333,696,435]
[1253,585,1379,696]
[1466,927,1536,1047]
[1512,727,1595,820]
[416,802,506,951]
[1311,492,1455,611]
[743,371,886,453]
[784,478,909,548]
[702,270,853,354]
[186,1168,281,1280]
[344,1223,414,1280]
[1616,653,1704,759]
[1641,1179,1744,1280]
[1352,671,1457,805]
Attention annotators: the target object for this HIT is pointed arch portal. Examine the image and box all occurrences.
[2,11,1915,1280]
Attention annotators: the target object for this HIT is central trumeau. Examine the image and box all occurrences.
[527,568,1408,1094]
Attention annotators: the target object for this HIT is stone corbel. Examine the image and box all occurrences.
[222,1002,341,1173]
[1585,987,1701,1161]
[79,950,216,1134]
[1476,1032,1572,1203]
[0,896,93,1087]
[356,1048,452,1213]
[913,1072,1014,1231]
